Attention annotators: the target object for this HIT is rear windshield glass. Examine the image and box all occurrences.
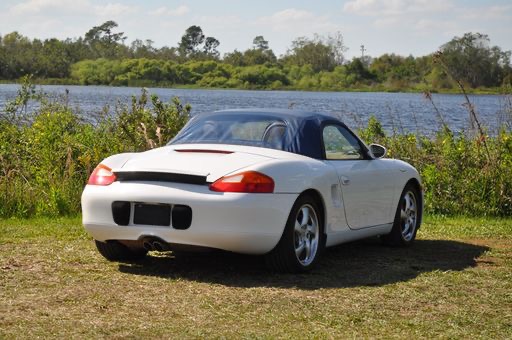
[170,114,288,150]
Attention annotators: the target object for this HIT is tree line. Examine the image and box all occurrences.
[0,21,511,91]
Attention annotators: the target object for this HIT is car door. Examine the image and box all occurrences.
[322,124,397,229]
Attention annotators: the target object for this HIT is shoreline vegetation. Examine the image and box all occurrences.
[1,22,511,95]
[0,77,511,218]
[0,78,507,95]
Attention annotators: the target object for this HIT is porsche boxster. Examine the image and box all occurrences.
[82,109,423,272]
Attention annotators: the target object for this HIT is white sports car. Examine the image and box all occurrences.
[82,109,423,272]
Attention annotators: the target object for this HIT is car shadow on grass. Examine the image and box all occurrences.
[117,239,489,289]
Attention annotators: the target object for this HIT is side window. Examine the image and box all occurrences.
[323,125,364,160]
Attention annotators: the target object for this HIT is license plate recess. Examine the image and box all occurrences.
[133,203,171,226]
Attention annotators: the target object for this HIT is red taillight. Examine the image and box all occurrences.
[209,171,274,193]
[87,164,117,186]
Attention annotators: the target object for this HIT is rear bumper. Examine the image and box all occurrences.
[81,182,298,254]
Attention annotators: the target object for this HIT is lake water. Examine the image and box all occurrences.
[0,84,510,134]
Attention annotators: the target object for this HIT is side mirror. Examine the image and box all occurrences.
[369,143,387,159]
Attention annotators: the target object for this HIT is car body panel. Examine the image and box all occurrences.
[82,182,298,254]
[119,145,270,181]
[82,109,423,256]
[328,158,398,229]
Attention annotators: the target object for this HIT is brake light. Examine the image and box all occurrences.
[209,171,274,193]
[88,164,117,186]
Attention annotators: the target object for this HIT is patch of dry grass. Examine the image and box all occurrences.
[1,217,511,338]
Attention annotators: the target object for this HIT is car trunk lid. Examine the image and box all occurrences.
[115,145,273,183]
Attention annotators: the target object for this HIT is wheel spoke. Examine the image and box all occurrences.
[294,221,302,234]
[300,207,310,227]
[307,221,316,233]
[304,238,311,260]
[402,221,410,236]
[404,194,412,210]
[295,241,305,257]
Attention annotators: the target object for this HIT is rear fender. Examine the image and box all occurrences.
[98,153,138,169]
[239,159,349,235]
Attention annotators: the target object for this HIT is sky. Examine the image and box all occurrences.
[0,0,511,59]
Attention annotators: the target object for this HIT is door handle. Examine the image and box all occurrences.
[341,176,350,185]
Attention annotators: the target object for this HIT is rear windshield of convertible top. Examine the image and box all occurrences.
[170,114,288,150]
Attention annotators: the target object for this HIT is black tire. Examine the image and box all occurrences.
[95,240,148,262]
[265,195,325,273]
[382,183,421,246]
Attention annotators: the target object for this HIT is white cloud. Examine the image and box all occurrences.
[343,0,452,16]
[459,5,512,20]
[10,0,137,17]
[3,0,139,41]
[374,16,399,28]
[413,19,457,35]
[197,15,242,26]
[257,8,340,34]
[374,15,457,36]
[95,3,137,17]
[149,5,190,17]
[10,0,90,15]
[268,8,312,21]
[343,0,463,42]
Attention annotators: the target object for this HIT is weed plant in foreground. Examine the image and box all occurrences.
[0,78,190,217]
[358,116,512,216]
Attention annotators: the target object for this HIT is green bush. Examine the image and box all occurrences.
[359,117,512,216]
[0,81,189,217]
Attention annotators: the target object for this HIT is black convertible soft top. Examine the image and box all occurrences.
[170,109,358,159]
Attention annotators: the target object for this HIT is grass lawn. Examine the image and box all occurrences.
[1,216,511,338]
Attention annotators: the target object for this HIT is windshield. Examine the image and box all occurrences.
[170,114,288,151]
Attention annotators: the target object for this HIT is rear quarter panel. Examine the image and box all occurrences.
[241,158,351,235]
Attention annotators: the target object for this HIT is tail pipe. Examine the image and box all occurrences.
[141,237,170,252]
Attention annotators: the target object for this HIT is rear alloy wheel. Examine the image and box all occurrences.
[382,184,421,246]
[95,240,148,262]
[265,195,324,272]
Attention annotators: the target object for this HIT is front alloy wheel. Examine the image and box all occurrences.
[382,183,421,246]
[400,191,418,242]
